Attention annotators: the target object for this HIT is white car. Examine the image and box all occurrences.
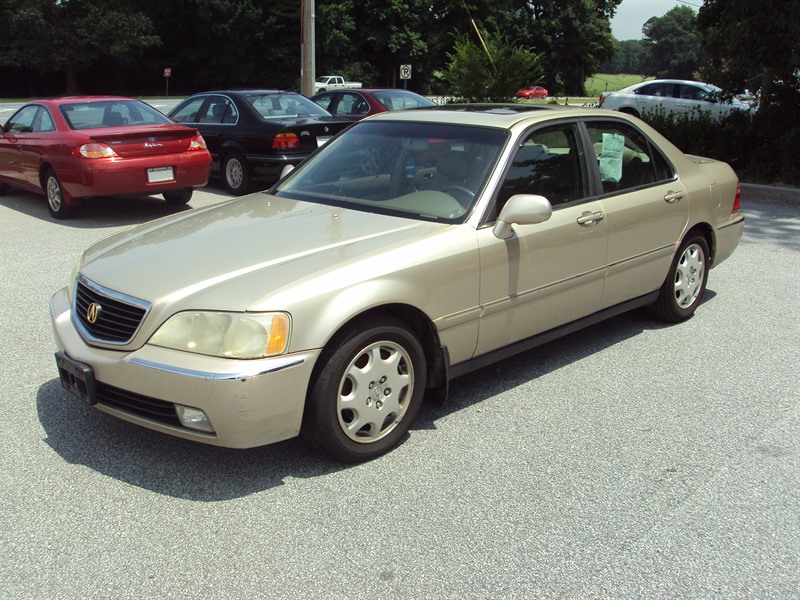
[599,79,750,119]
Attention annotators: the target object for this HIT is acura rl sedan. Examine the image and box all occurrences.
[51,105,744,462]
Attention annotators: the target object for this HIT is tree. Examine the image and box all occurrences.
[697,0,800,109]
[497,0,622,95]
[0,0,159,94]
[601,39,646,75]
[445,32,543,101]
[642,6,705,79]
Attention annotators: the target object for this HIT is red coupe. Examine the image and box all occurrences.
[0,96,211,219]
[515,86,549,99]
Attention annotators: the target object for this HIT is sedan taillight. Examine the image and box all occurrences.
[188,134,207,151]
[72,143,119,159]
[732,183,741,213]
[272,133,301,150]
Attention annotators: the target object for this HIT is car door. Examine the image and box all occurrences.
[674,83,721,117]
[475,123,608,355]
[20,106,57,188]
[0,105,39,186]
[633,82,678,116]
[584,119,689,308]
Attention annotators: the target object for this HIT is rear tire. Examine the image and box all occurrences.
[650,234,709,322]
[44,168,73,219]
[620,107,640,118]
[302,317,427,462]
[163,188,193,205]
[222,152,250,195]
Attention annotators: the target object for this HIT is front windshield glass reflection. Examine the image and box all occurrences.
[274,121,507,223]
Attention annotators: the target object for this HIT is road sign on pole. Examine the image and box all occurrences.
[163,67,172,97]
[400,64,412,80]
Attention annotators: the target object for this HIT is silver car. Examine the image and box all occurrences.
[51,105,744,462]
[599,79,751,119]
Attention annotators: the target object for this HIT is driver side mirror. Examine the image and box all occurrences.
[493,194,553,239]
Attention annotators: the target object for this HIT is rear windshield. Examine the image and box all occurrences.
[59,100,172,130]
[245,93,331,120]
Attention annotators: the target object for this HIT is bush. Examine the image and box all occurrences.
[640,103,800,185]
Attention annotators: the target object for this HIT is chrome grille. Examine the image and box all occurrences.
[74,276,150,344]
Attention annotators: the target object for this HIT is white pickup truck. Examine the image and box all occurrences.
[313,75,362,94]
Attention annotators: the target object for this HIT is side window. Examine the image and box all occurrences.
[585,121,676,194]
[198,96,232,123]
[171,97,205,123]
[636,82,675,97]
[495,124,587,214]
[314,93,334,112]
[6,106,38,133]
[35,107,56,132]
[679,84,702,100]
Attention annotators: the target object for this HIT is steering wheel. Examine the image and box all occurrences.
[443,185,476,206]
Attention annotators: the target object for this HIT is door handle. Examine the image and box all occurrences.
[664,191,684,203]
[577,211,604,226]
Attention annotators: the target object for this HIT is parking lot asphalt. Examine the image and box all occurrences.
[0,183,798,598]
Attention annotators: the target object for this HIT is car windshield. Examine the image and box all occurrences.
[59,100,172,130]
[273,120,508,223]
[245,93,331,120]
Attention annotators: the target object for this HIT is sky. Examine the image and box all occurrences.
[611,0,700,40]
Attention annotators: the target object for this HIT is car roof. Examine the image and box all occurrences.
[629,79,718,89]
[189,90,301,97]
[27,96,139,106]
[365,104,622,128]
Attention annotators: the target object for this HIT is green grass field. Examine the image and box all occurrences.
[585,73,653,98]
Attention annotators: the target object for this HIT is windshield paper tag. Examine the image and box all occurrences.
[599,133,624,183]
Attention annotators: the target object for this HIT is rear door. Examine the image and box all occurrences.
[633,82,678,116]
[584,119,689,308]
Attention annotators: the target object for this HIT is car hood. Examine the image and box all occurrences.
[78,193,446,315]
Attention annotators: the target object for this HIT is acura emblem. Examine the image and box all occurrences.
[147,137,157,142]
[86,303,101,324]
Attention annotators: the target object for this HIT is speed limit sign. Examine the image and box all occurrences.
[400,64,412,80]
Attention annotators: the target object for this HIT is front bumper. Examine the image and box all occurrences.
[50,287,320,449]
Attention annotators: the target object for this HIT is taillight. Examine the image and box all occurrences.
[732,183,741,214]
[72,143,119,159]
[188,134,207,151]
[272,133,301,150]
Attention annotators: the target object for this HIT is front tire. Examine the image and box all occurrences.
[222,152,250,195]
[44,168,73,219]
[303,318,427,462]
[650,234,709,322]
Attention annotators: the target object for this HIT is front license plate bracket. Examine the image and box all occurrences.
[55,352,97,405]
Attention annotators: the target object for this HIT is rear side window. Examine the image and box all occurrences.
[197,96,238,124]
[635,82,675,98]
[585,121,676,194]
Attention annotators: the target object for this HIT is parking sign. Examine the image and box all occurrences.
[400,64,412,80]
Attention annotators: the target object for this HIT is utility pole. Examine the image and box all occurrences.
[301,0,315,96]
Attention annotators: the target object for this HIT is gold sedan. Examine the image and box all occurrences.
[51,106,744,462]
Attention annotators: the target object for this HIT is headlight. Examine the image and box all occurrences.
[149,311,290,359]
